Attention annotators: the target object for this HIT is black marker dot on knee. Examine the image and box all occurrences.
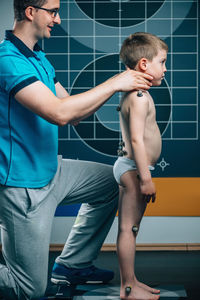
[132,225,139,236]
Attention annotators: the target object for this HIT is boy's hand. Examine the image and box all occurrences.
[140,180,156,203]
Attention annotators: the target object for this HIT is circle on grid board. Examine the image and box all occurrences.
[75,0,164,28]
[66,1,194,54]
[71,54,171,156]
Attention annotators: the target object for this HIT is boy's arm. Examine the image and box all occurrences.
[128,93,156,203]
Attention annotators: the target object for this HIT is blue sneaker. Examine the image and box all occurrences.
[51,262,114,285]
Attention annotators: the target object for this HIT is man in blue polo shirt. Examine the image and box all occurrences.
[0,0,153,299]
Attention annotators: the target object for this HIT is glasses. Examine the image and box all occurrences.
[32,5,59,17]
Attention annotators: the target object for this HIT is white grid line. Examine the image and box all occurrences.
[48,35,198,39]
[118,1,122,136]
[61,18,197,21]
[93,3,96,139]
[61,1,198,2]
[68,121,198,123]
[170,0,173,139]
[59,137,199,141]
[196,0,199,139]
[67,0,70,139]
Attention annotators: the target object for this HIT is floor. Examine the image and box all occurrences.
[43,250,200,299]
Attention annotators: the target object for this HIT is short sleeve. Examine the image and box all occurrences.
[0,50,39,97]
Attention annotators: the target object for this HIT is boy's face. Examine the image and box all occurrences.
[146,49,167,86]
[32,0,61,40]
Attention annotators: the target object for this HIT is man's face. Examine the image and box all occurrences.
[146,49,167,86]
[32,0,61,40]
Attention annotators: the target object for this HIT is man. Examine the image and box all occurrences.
[0,0,153,299]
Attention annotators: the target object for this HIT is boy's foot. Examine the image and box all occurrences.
[136,280,160,294]
[120,285,160,300]
[51,263,114,285]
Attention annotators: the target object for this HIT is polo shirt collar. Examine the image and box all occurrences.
[5,30,42,58]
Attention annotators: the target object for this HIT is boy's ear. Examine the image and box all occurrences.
[138,58,148,71]
[126,65,130,70]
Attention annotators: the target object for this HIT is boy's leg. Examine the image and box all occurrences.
[52,159,118,269]
[117,170,146,287]
[117,171,160,299]
[0,182,57,300]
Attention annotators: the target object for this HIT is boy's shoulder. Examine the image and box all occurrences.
[119,91,150,116]
[122,90,149,107]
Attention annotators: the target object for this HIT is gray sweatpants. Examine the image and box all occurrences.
[0,156,118,300]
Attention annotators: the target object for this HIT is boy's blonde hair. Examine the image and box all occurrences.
[120,32,168,69]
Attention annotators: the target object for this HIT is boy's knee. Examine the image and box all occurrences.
[119,224,140,234]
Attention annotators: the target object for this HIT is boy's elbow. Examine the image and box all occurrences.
[131,138,144,148]
[131,137,142,145]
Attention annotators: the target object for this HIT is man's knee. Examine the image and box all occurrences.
[22,278,47,300]
[1,283,46,300]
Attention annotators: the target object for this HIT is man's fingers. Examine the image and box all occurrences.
[142,72,153,81]
[135,78,152,90]
[134,70,153,82]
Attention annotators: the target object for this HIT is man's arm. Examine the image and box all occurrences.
[55,81,69,98]
[15,70,152,126]
[55,82,79,125]
[128,93,156,202]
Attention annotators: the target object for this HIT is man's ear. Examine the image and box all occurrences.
[138,58,148,71]
[24,6,35,21]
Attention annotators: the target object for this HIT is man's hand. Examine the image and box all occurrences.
[111,69,153,93]
[139,179,156,203]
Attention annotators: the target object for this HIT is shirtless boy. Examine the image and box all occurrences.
[113,32,168,300]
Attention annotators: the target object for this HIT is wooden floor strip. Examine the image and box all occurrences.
[48,243,200,252]
[1,243,199,252]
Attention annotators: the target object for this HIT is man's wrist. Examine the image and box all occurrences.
[106,74,120,93]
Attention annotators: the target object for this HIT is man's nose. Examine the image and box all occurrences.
[54,12,61,25]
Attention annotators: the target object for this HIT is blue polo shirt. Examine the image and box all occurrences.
[0,31,58,188]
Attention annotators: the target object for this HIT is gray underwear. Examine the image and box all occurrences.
[113,156,155,185]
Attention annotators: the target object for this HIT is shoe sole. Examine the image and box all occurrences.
[51,277,109,285]
[51,278,71,286]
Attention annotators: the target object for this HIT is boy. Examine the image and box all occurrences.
[113,32,168,300]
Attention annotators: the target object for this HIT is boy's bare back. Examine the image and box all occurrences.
[119,90,161,167]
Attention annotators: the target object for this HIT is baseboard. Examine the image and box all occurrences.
[49,243,200,252]
[0,243,199,252]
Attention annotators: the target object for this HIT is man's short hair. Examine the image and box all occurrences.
[14,0,48,21]
[120,32,168,69]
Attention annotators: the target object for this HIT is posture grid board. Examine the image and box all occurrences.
[41,0,199,216]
